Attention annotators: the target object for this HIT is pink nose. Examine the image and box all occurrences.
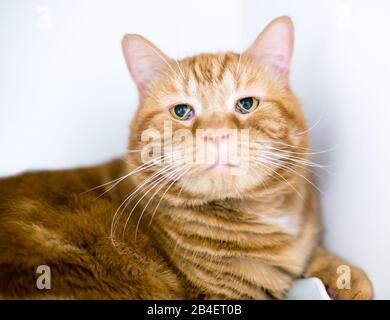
[203,128,231,144]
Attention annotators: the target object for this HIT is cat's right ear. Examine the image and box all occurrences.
[122,34,174,96]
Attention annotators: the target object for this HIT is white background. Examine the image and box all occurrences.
[0,0,389,298]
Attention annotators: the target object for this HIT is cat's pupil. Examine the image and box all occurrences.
[174,104,189,118]
[240,98,253,110]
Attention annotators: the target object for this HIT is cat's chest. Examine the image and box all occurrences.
[232,197,303,236]
[257,211,300,236]
[219,211,310,298]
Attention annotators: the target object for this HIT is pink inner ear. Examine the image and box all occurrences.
[245,17,294,80]
[122,34,173,94]
[257,49,291,78]
[129,48,162,91]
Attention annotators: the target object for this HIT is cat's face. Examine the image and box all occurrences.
[123,17,308,203]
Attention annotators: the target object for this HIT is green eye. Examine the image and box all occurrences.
[170,104,194,120]
[235,97,260,114]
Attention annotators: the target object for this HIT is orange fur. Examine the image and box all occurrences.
[0,17,372,299]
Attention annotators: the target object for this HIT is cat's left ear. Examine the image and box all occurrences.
[244,16,294,82]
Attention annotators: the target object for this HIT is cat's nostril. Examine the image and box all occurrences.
[203,129,231,143]
[203,134,230,143]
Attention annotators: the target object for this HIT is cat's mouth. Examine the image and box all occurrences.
[203,162,241,174]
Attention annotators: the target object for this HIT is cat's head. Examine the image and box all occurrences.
[122,16,308,204]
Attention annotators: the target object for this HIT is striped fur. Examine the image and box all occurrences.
[0,17,373,299]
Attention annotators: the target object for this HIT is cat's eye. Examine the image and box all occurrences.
[170,104,194,121]
[235,97,260,114]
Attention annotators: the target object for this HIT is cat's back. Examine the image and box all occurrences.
[0,159,126,239]
[0,160,185,299]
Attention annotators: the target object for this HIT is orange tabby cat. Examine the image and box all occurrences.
[0,16,373,299]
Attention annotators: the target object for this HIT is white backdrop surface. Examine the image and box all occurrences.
[0,0,389,298]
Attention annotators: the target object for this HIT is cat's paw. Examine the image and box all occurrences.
[319,265,373,300]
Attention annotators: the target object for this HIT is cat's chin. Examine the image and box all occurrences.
[179,167,262,201]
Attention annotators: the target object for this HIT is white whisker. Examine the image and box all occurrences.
[123,164,191,240]
[143,166,192,236]
[110,163,177,240]
[296,112,324,136]
[256,155,324,195]
[252,159,304,200]
[94,151,182,200]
